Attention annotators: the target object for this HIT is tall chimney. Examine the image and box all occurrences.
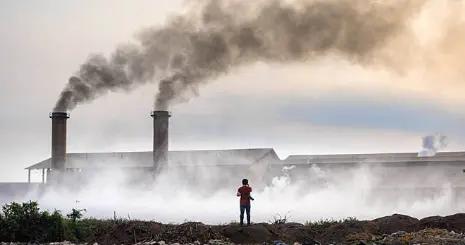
[50,112,69,173]
[151,111,170,171]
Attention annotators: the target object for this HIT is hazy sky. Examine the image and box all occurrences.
[1,0,465,182]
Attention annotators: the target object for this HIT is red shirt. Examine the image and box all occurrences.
[238,185,252,205]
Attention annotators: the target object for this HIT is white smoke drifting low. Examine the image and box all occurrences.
[419,134,448,157]
[11,161,465,224]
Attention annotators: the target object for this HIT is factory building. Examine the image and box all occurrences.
[15,111,465,190]
[23,111,280,188]
[26,148,280,187]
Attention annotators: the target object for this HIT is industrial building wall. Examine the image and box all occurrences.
[267,162,465,188]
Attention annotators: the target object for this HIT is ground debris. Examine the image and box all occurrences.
[92,226,465,245]
[375,228,465,245]
[134,240,234,245]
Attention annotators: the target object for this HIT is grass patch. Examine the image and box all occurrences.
[305,217,359,232]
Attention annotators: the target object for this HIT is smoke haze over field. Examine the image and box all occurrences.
[13,163,464,224]
[53,0,442,111]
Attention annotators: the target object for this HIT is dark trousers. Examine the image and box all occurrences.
[240,204,251,225]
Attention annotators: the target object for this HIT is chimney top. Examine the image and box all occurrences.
[50,112,70,119]
[151,111,171,118]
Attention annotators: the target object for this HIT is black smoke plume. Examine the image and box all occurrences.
[54,0,422,112]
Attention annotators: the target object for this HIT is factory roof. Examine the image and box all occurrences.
[26,148,279,170]
[28,149,465,170]
[283,151,465,165]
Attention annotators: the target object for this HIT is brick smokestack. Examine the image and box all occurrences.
[50,112,69,173]
[151,111,170,171]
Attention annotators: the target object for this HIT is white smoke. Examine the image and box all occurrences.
[7,159,464,224]
[418,134,448,157]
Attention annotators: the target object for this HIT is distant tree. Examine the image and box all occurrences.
[67,208,86,222]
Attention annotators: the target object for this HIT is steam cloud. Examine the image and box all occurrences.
[419,134,448,157]
[14,162,465,224]
[54,0,424,112]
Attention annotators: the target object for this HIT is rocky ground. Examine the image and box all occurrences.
[4,213,465,244]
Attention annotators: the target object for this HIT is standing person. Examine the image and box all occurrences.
[237,178,253,226]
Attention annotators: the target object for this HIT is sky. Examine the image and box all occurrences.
[1,0,465,182]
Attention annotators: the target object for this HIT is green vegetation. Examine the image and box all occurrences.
[0,201,113,243]
[305,217,359,232]
[0,201,64,242]
[270,213,291,224]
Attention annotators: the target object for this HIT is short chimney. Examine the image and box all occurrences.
[151,111,170,171]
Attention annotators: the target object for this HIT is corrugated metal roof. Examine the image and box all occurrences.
[26,148,279,170]
[283,151,465,165]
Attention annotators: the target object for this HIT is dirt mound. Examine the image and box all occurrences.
[274,223,316,243]
[373,214,419,234]
[161,222,225,243]
[419,214,465,233]
[221,223,276,243]
[91,221,225,245]
[92,221,163,244]
[318,220,378,244]
[88,213,465,244]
